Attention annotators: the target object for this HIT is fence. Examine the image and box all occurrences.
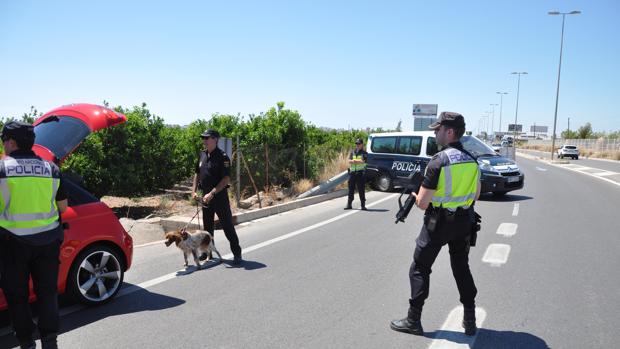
[525,139,620,151]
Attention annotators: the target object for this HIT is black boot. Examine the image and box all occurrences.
[390,307,423,335]
[344,201,352,210]
[462,307,477,336]
[361,201,367,210]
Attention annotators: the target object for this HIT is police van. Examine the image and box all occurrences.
[365,131,524,196]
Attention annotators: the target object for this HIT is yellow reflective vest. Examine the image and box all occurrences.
[0,154,61,239]
[430,147,479,209]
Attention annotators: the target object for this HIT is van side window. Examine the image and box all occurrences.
[426,137,438,156]
[397,136,422,155]
[371,137,396,153]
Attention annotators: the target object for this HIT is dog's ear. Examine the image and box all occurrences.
[180,229,189,239]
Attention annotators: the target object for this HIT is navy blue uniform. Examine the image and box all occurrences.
[195,147,241,258]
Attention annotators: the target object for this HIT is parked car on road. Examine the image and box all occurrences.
[0,103,133,310]
[365,131,524,196]
[557,145,579,159]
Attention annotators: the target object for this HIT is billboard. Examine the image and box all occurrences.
[508,124,523,132]
[530,125,548,133]
[412,104,438,116]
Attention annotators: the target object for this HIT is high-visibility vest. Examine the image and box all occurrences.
[349,152,367,172]
[0,156,61,237]
[430,148,479,210]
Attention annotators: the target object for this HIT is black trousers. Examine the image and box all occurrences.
[202,191,242,257]
[347,171,366,204]
[409,211,477,310]
[1,237,61,346]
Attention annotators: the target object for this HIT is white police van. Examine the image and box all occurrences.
[365,131,524,196]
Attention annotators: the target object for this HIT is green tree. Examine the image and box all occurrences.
[577,122,593,139]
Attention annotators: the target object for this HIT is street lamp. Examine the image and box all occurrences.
[481,115,489,140]
[496,92,508,134]
[489,103,498,139]
[511,72,527,143]
[549,10,580,160]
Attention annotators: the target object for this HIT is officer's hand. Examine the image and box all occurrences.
[192,192,198,200]
[203,192,214,204]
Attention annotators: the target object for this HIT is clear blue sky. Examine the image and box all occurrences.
[1,0,618,134]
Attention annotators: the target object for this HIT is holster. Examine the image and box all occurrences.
[425,207,441,233]
[468,210,482,247]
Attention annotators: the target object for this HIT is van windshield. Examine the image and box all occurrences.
[461,136,497,157]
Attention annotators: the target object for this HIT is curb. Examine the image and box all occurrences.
[160,189,348,232]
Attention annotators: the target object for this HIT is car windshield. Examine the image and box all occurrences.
[461,136,498,157]
[565,146,577,149]
[35,116,91,160]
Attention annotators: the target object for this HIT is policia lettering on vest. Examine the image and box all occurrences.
[0,121,68,349]
[345,138,368,210]
[390,112,482,337]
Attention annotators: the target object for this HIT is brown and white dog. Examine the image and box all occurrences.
[164,229,221,268]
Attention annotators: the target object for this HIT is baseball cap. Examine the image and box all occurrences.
[428,112,466,130]
[1,121,35,142]
[201,129,220,138]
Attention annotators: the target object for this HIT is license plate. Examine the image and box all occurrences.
[507,176,520,183]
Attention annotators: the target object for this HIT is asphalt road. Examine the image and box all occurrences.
[519,148,620,173]
[1,154,619,349]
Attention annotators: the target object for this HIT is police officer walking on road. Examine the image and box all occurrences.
[0,121,68,349]
[192,129,243,265]
[345,138,368,210]
[390,112,481,336]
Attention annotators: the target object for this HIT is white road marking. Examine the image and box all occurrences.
[497,223,518,237]
[535,166,547,172]
[512,203,519,216]
[593,171,618,177]
[428,306,487,349]
[0,194,399,337]
[482,243,511,266]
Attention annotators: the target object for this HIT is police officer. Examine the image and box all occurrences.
[345,138,368,210]
[390,112,480,336]
[0,121,67,349]
[191,129,242,265]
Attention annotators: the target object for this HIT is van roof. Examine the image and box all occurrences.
[368,131,435,137]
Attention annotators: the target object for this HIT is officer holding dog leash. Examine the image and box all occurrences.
[390,112,481,336]
[191,129,242,265]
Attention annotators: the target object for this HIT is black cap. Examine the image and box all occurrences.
[1,121,35,142]
[201,129,220,138]
[428,112,466,130]
[355,138,363,144]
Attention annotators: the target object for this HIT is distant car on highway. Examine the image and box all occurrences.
[491,143,502,153]
[0,104,133,310]
[557,145,579,159]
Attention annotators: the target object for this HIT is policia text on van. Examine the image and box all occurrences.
[364,132,524,196]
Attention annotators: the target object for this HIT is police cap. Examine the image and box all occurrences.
[355,138,363,144]
[1,121,35,142]
[428,112,466,130]
[201,129,220,138]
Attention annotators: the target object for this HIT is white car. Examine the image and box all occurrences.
[491,143,501,153]
[557,145,579,159]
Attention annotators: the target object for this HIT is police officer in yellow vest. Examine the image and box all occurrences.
[0,121,67,349]
[345,138,368,210]
[391,112,480,336]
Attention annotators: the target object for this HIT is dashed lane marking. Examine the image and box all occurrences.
[482,243,511,266]
[497,223,518,237]
[512,203,519,216]
[428,306,487,349]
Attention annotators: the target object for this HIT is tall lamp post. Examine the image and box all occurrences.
[489,103,498,139]
[549,10,580,160]
[511,72,527,143]
[496,92,508,135]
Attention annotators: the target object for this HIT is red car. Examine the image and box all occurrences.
[0,103,133,309]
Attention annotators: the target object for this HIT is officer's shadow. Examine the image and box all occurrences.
[174,258,266,274]
[0,283,185,348]
[424,328,550,348]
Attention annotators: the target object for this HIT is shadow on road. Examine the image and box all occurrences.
[478,194,533,202]
[0,284,185,348]
[360,208,389,212]
[424,328,549,349]
[222,259,267,270]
